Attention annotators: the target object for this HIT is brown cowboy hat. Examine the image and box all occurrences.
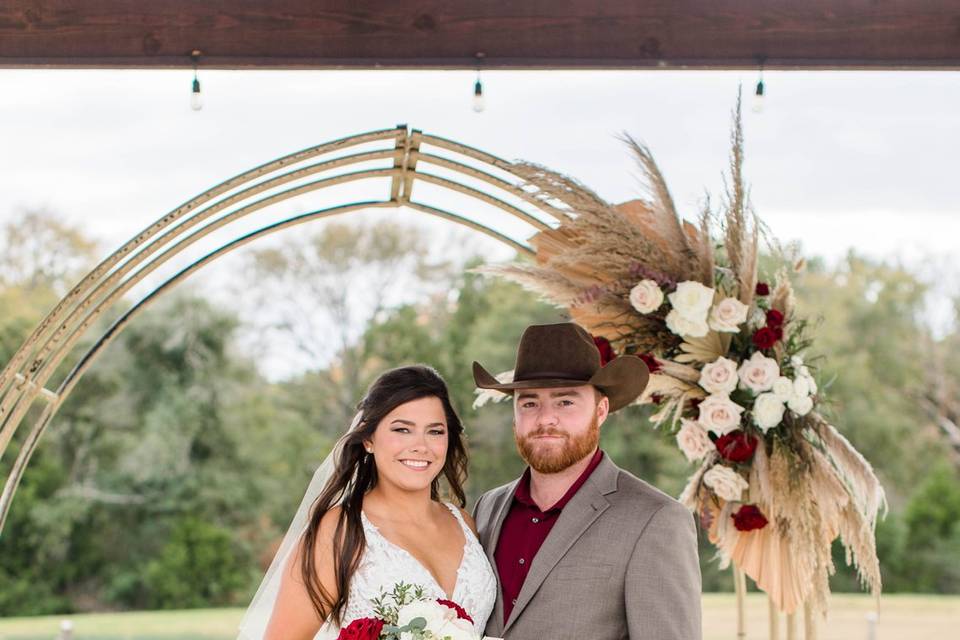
[472,322,649,412]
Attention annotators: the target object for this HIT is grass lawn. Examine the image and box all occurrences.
[0,594,957,639]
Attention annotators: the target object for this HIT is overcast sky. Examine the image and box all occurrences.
[1,69,957,368]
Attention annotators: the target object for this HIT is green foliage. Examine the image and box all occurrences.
[1,214,959,616]
[141,517,248,609]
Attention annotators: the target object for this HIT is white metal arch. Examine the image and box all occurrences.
[0,125,570,533]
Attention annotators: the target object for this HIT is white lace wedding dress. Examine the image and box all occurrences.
[314,502,497,639]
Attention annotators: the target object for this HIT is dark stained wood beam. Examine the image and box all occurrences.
[1,1,959,70]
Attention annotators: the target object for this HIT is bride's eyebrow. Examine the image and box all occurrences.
[389,419,446,428]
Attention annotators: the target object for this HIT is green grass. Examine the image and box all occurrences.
[0,594,958,639]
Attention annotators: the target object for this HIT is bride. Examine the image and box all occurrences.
[238,365,497,639]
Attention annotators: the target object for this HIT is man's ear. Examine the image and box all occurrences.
[596,392,610,426]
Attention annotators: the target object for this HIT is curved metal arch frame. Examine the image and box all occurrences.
[0,125,567,534]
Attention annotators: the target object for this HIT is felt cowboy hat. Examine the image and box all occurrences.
[472,322,649,412]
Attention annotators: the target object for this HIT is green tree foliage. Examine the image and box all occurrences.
[1,214,958,615]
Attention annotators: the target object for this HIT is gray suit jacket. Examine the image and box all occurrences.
[473,454,702,640]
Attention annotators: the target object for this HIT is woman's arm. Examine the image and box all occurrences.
[264,507,343,640]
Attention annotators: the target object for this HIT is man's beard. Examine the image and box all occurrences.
[515,414,600,474]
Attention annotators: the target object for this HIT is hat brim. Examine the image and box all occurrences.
[472,356,649,413]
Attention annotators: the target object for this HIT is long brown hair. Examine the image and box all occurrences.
[300,365,468,626]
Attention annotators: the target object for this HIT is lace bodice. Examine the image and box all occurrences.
[316,502,496,638]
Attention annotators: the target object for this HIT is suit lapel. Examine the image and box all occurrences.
[503,456,620,633]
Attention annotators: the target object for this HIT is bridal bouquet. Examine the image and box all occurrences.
[477,100,885,617]
[338,582,489,640]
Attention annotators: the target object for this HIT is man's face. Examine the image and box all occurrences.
[513,385,610,474]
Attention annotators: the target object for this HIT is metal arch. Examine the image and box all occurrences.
[0,125,562,534]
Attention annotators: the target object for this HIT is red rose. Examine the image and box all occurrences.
[638,352,661,373]
[755,282,770,296]
[337,617,384,640]
[714,430,758,463]
[751,326,778,350]
[592,336,617,366]
[772,326,784,341]
[732,504,769,532]
[437,598,474,624]
[766,309,784,328]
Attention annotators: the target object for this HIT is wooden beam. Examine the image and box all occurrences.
[1,1,959,70]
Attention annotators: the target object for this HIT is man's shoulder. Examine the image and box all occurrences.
[608,463,689,518]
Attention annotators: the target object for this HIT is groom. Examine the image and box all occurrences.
[472,323,702,640]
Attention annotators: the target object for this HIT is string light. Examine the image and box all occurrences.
[472,52,485,113]
[752,58,765,114]
[190,50,203,111]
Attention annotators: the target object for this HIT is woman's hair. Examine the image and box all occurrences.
[299,364,468,625]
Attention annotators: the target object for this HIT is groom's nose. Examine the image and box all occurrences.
[537,407,560,427]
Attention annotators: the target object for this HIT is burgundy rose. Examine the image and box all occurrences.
[337,617,384,640]
[714,430,758,463]
[593,336,617,366]
[638,352,661,373]
[755,282,770,296]
[732,504,769,532]
[772,326,784,341]
[751,326,778,350]
[766,309,785,328]
[437,598,474,624]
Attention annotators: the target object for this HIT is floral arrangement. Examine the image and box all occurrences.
[338,582,489,640]
[476,100,885,617]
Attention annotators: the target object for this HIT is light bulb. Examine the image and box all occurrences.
[191,77,203,111]
[472,79,485,112]
[752,79,764,113]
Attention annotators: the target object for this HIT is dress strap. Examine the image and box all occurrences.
[443,502,473,538]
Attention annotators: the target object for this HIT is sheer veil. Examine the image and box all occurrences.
[237,411,363,640]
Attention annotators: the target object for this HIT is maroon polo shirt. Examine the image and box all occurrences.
[494,448,604,623]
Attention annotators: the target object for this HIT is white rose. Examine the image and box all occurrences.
[771,376,794,401]
[699,356,740,395]
[788,394,814,416]
[432,616,478,640]
[753,392,786,432]
[791,354,805,367]
[703,464,749,502]
[698,394,745,435]
[676,419,714,462]
[668,281,715,319]
[398,600,448,629]
[665,309,710,338]
[793,376,811,398]
[629,279,664,314]
[708,297,749,333]
[738,351,781,393]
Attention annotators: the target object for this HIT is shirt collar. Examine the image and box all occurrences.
[513,448,604,512]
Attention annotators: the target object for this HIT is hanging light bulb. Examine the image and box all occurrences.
[190,49,203,111]
[473,75,485,113]
[472,52,485,113]
[752,59,765,113]
[191,75,203,111]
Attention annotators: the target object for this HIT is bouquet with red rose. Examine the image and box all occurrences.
[337,582,497,640]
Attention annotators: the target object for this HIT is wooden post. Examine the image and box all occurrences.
[786,611,797,640]
[734,567,747,638]
[804,601,816,640]
[768,596,780,640]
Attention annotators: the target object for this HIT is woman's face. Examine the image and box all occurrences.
[365,395,449,493]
